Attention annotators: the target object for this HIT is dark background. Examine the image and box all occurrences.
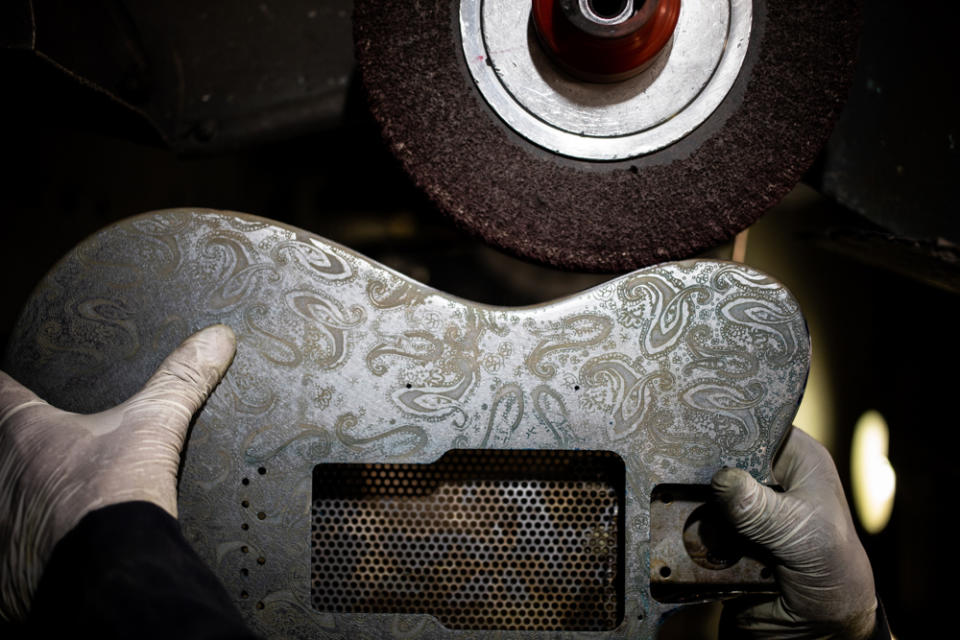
[2,1,957,637]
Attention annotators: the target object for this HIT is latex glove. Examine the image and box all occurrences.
[0,325,236,622]
[712,427,878,640]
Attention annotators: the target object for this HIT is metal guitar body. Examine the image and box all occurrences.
[4,209,809,638]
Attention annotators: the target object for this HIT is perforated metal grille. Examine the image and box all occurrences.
[311,450,624,630]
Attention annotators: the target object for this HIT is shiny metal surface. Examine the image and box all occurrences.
[5,209,808,638]
[563,0,655,38]
[460,0,752,160]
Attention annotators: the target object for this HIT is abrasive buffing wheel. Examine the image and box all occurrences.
[354,0,860,271]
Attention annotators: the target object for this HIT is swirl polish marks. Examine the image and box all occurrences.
[4,209,810,639]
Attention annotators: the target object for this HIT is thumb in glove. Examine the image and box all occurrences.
[0,324,237,622]
[712,427,878,639]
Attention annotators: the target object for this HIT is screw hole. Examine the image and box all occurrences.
[257,466,267,475]
[659,566,671,578]
[257,511,267,520]
[241,500,249,508]
[761,567,772,579]
[241,523,249,531]
[241,477,249,486]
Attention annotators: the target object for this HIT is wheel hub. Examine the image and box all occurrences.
[460,0,753,161]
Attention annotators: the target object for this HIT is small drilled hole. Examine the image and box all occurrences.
[241,523,249,531]
[258,467,267,475]
[659,566,671,578]
[257,512,267,520]
[241,500,249,508]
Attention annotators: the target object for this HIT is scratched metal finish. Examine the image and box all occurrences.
[4,209,809,639]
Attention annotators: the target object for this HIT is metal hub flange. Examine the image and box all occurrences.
[460,0,753,161]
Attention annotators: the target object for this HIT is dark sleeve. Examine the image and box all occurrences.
[27,501,261,640]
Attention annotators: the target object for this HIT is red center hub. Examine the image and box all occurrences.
[532,0,682,82]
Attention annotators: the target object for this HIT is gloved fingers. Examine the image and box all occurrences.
[720,590,878,640]
[0,372,51,430]
[770,427,837,493]
[66,325,236,520]
[718,595,807,639]
[711,465,818,557]
[711,466,783,539]
[0,326,238,622]
[715,428,880,639]
[120,324,237,428]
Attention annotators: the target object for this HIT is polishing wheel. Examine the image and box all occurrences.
[354,0,860,271]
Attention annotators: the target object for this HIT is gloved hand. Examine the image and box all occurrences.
[0,325,236,622]
[712,427,879,640]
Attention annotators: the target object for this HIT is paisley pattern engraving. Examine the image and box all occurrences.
[721,298,801,366]
[217,369,277,416]
[201,232,281,311]
[270,236,355,283]
[617,273,712,356]
[392,361,473,427]
[531,385,571,446]
[682,381,766,452]
[682,324,759,379]
[243,422,332,466]
[285,290,365,369]
[479,383,524,448]
[73,211,189,288]
[710,262,783,292]
[334,413,428,460]
[243,304,303,368]
[525,314,612,379]
[365,331,444,376]
[580,355,674,442]
[367,277,429,309]
[3,209,810,640]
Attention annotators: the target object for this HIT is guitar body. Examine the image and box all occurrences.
[4,209,808,638]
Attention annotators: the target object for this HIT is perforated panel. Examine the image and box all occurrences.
[311,450,624,630]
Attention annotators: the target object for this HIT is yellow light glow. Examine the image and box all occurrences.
[851,410,896,534]
[793,359,834,452]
